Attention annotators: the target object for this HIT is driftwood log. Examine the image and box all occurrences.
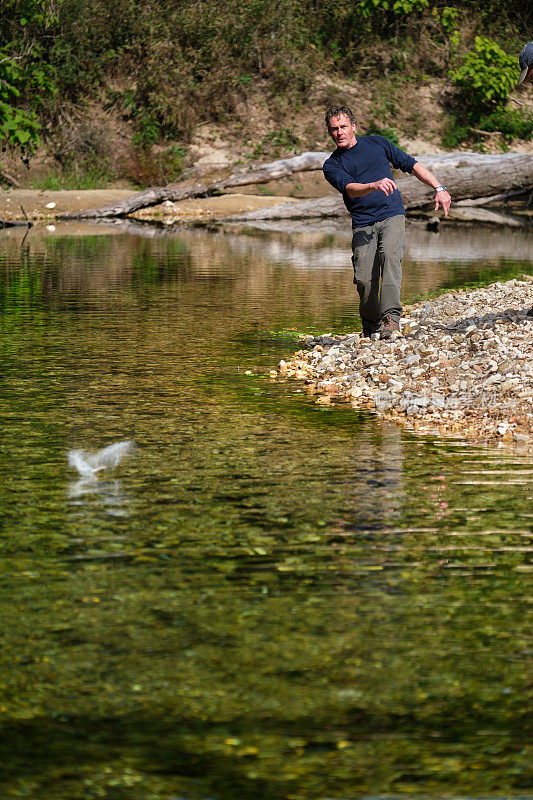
[229,152,533,222]
[445,207,530,227]
[59,152,330,220]
[58,151,533,221]
[0,212,32,228]
[0,167,20,188]
[0,219,32,228]
[454,188,531,206]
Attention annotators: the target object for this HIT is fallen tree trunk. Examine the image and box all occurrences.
[454,188,531,207]
[0,218,32,228]
[0,167,20,188]
[229,153,533,221]
[58,151,533,221]
[59,152,331,219]
[445,206,531,227]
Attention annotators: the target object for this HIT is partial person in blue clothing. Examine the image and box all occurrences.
[323,105,451,338]
[517,41,533,86]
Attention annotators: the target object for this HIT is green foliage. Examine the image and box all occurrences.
[440,117,470,148]
[366,124,400,146]
[392,0,429,13]
[0,52,42,151]
[444,36,531,142]
[441,106,533,148]
[31,163,115,190]
[0,100,41,151]
[476,108,533,141]
[357,0,429,19]
[450,36,518,112]
[440,5,460,32]
[131,111,161,150]
[434,5,460,49]
[0,1,60,155]
[252,128,300,158]
[0,0,532,178]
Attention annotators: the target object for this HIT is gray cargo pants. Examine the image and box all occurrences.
[351,213,405,333]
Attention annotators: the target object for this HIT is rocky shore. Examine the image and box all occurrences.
[273,279,533,449]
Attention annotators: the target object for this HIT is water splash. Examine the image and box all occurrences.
[67,440,136,479]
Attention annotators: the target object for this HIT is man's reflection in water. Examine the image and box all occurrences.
[354,424,404,527]
[330,421,405,536]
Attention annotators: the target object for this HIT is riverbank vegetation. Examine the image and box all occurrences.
[1,0,532,188]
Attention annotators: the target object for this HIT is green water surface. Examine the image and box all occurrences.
[0,221,531,800]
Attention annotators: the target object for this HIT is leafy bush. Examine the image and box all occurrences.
[440,5,460,33]
[440,118,470,148]
[357,0,429,19]
[1,0,532,179]
[450,36,518,112]
[477,109,533,141]
[0,51,44,152]
[0,1,59,154]
[440,107,533,148]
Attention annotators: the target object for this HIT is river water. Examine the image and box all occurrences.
[0,220,531,800]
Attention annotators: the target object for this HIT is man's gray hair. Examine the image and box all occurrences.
[325,105,357,129]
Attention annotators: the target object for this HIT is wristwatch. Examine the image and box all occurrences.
[435,185,447,193]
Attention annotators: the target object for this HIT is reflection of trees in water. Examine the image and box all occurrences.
[217,223,533,297]
[0,230,195,299]
[2,223,531,316]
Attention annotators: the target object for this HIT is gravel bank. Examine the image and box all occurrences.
[273,279,533,449]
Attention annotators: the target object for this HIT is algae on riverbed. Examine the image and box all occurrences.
[0,225,532,799]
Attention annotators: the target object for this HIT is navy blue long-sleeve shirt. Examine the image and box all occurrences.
[323,135,417,228]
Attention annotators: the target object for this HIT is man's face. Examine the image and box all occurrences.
[327,114,357,150]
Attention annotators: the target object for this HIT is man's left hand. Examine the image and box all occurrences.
[435,189,451,217]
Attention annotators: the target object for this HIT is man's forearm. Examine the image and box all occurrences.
[412,161,452,216]
[345,182,376,198]
[346,177,397,198]
[411,161,443,190]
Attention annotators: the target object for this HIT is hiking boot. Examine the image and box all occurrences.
[362,322,380,338]
[380,314,400,339]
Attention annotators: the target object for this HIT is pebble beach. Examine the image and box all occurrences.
[274,278,533,450]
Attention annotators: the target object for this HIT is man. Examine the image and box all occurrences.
[323,105,451,339]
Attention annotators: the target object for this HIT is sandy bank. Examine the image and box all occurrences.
[273,279,533,451]
[0,188,299,223]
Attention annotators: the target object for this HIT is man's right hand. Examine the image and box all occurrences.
[372,178,397,195]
